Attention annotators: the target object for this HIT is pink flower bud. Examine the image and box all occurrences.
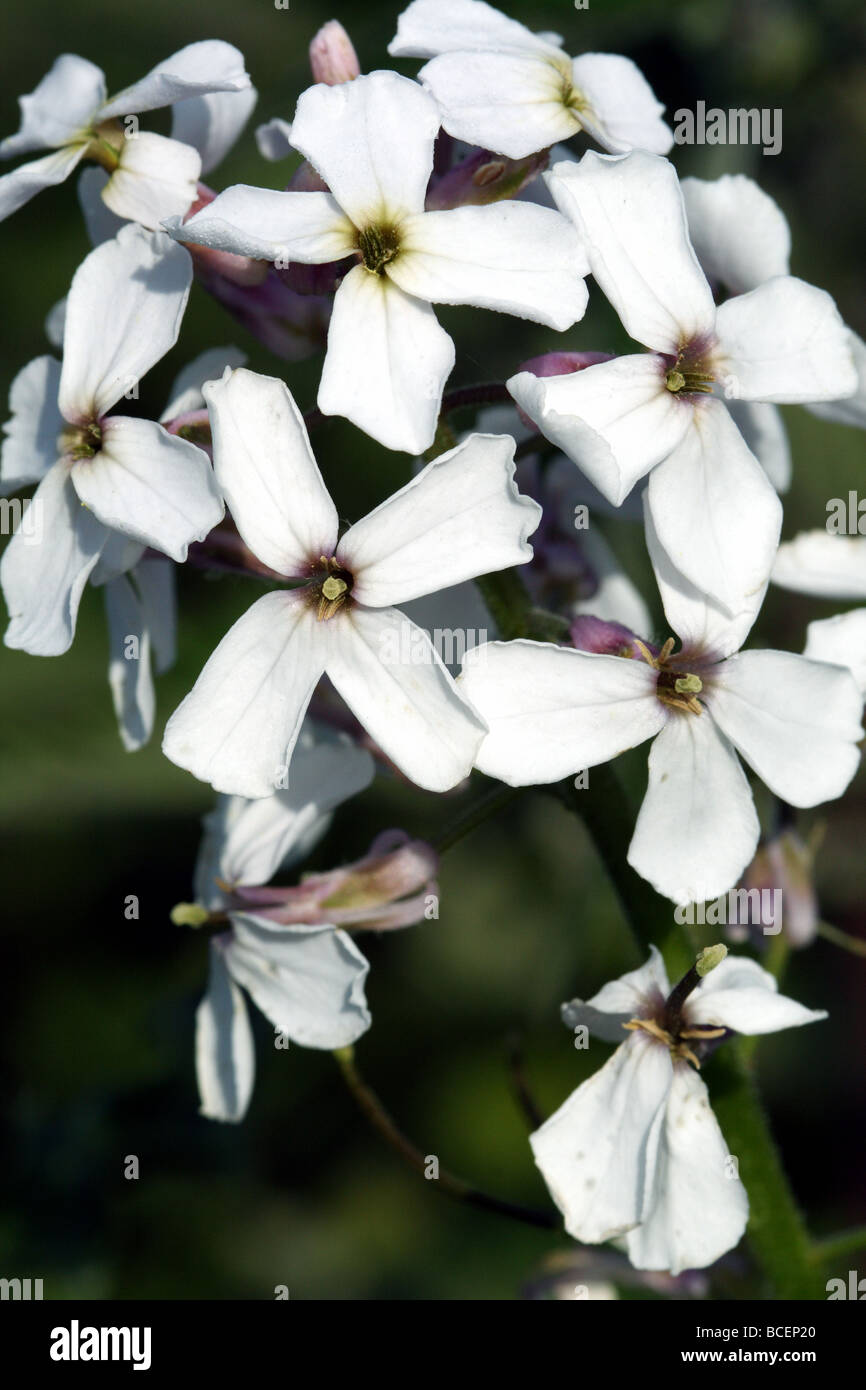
[739,829,819,949]
[425,148,549,211]
[309,20,360,85]
[569,616,649,659]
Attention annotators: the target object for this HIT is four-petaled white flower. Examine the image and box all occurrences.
[509,150,857,616]
[162,366,542,798]
[0,224,224,657]
[532,945,826,1274]
[164,69,589,454]
[0,42,251,227]
[388,0,673,160]
[459,502,864,905]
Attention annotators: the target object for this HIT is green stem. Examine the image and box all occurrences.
[433,782,524,854]
[817,919,866,958]
[810,1225,866,1263]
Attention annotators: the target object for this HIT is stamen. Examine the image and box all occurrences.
[358,224,401,274]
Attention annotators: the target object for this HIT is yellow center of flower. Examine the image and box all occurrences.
[59,421,102,461]
[314,555,353,621]
[635,637,705,716]
[357,224,401,274]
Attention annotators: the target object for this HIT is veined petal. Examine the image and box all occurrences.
[0,144,88,221]
[166,185,355,263]
[804,609,866,692]
[681,174,790,296]
[71,417,223,562]
[318,266,454,454]
[545,151,715,353]
[0,54,105,157]
[290,71,439,225]
[59,223,192,422]
[418,52,580,159]
[689,955,827,1036]
[162,590,328,798]
[99,40,250,120]
[715,276,858,404]
[708,650,863,807]
[103,131,200,228]
[1,355,63,492]
[325,606,486,792]
[564,945,670,1043]
[388,0,562,59]
[104,571,156,751]
[772,531,866,600]
[530,1032,673,1244]
[509,355,690,506]
[341,433,540,608]
[204,367,338,576]
[626,1065,748,1274]
[646,399,782,618]
[458,640,664,786]
[628,714,760,906]
[726,398,791,493]
[195,938,256,1123]
[390,202,588,328]
[170,86,258,175]
[570,54,673,156]
[1,461,107,655]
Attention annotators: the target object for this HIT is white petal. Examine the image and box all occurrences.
[530,1032,673,1244]
[203,367,338,576]
[1,355,63,492]
[646,399,782,618]
[195,938,256,1123]
[572,525,653,636]
[388,0,560,59]
[389,202,588,328]
[0,54,105,157]
[690,955,827,1035]
[325,606,486,791]
[99,40,250,120]
[804,609,866,692]
[59,223,192,422]
[319,266,454,454]
[0,144,87,220]
[136,554,175,672]
[708,650,863,807]
[102,132,200,228]
[76,166,124,247]
[546,151,715,353]
[564,945,670,1043]
[255,118,294,162]
[772,531,866,600]
[726,398,791,492]
[570,54,673,156]
[508,355,691,506]
[808,331,866,428]
[161,346,246,422]
[290,71,439,225]
[458,640,664,785]
[626,1065,748,1274]
[71,417,223,562]
[89,530,146,586]
[170,85,258,175]
[628,714,760,906]
[1,462,106,655]
[226,916,371,1047]
[681,174,791,296]
[418,52,580,158]
[167,185,354,262]
[715,276,858,403]
[162,591,328,799]
[341,433,540,608]
[104,572,155,751]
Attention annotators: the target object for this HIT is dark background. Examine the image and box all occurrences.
[1,0,864,1299]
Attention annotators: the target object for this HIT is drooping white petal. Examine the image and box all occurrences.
[89,530,146,586]
[626,1064,749,1274]
[570,54,673,156]
[136,555,175,672]
[646,398,782,617]
[161,346,246,422]
[166,185,355,262]
[726,399,791,492]
[319,266,454,454]
[104,571,156,751]
[341,433,540,608]
[163,591,328,799]
[681,174,791,296]
[102,131,200,228]
[389,202,588,328]
[418,51,581,158]
[99,41,250,120]
[76,166,124,247]
[203,367,338,576]
[772,531,866,600]
[59,223,192,422]
[715,276,858,403]
[195,938,256,1122]
[290,71,439,225]
[689,955,827,1036]
[170,85,258,175]
[0,54,105,157]
[71,417,223,562]
[1,462,107,655]
[0,144,88,221]
[708,649,863,807]
[572,524,653,636]
[255,118,294,162]
[546,151,715,353]
[804,609,866,692]
[459,640,664,785]
[530,1032,673,1244]
[628,713,760,906]
[0,355,63,492]
[388,0,561,59]
[508,355,691,506]
[226,916,371,1047]
[563,945,670,1043]
[325,605,486,792]
[808,331,866,428]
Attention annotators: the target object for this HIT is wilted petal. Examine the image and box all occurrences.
[562,945,670,1043]
[104,570,155,751]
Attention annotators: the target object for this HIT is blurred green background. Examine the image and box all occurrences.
[1,0,865,1299]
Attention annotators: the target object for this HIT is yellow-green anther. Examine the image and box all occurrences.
[322,575,348,601]
[171,902,210,928]
[666,369,686,392]
[696,943,728,977]
[674,673,703,694]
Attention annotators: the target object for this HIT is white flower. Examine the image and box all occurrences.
[0,42,250,226]
[772,531,866,601]
[509,151,858,616]
[459,501,864,905]
[0,225,224,657]
[162,366,541,798]
[165,70,589,454]
[388,0,672,160]
[803,609,866,693]
[532,946,826,1273]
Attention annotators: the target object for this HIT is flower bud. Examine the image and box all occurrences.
[309,20,360,85]
[569,615,648,659]
[425,148,549,211]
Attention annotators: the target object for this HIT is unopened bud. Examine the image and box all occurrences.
[309,21,360,85]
